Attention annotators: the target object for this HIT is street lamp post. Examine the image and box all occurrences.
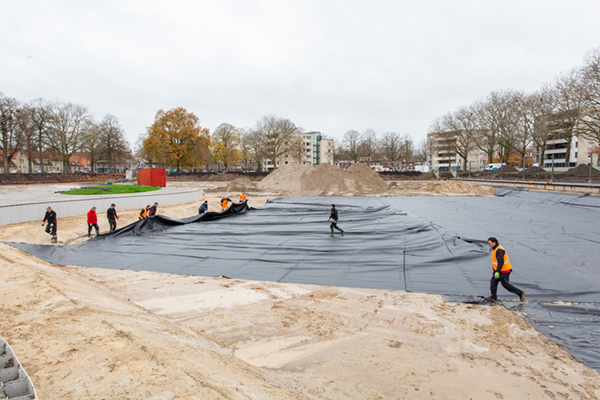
[590,151,594,184]
[551,154,554,182]
[469,161,471,179]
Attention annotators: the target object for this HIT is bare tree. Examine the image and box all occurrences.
[83,121,104,172]
[413,138,427,163]
[0,93,23,174]
[99,115,129,172]
[545,69,584,166]
[15,107,36,173]
[380,132,401,165]
[577,47,600,147]
[359,129,378,160]
[440,105,478,171]
[46,102,92,173]
[512,91,540,167]
[238,129,255,171]
[27,98,52,173]
[474,90,519,164]
[253,115,299,169]
[343,130,361,162]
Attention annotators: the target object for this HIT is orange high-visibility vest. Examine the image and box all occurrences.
[492,244,512,273]
[239,193,247,202]
[138,209,147,219]
[221,199,229,210]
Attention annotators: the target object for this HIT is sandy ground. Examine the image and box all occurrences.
[1,181,600,399]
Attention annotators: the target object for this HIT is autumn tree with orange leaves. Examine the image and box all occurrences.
[143,108,210,169]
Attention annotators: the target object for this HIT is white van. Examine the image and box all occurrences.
[484,163,504,171]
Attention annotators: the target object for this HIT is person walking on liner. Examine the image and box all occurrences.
[107,203,119,232]
[485,237,525,303]
[87,206,100,237]
[328,204,344,237]
[42,206,57,243]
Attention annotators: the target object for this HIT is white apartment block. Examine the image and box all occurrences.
[426,131,486,172]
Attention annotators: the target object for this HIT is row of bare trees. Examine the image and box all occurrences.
[336,129,417,168]
[430,47,600,171]
[0,94,130,173]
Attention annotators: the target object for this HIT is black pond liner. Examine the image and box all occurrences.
[7,191,600,371]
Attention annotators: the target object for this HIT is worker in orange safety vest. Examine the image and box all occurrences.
[239,192,247,202]
[221,197,232,210]
[485,237,525,303]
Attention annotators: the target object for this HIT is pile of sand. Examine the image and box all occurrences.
[563,164,600,176]
[258,163,389,196]
[225,177,257,192]
[390,180,496,196]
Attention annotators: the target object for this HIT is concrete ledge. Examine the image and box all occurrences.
[455,178,600,195]
[0,189,203,226]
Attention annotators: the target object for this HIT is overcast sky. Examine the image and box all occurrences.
[2,0,600,147]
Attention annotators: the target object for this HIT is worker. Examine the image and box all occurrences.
[328,204,344,237]
[199,200,208,214]
[107,203,119,232]
[42,206,57,243]
[149,202,158,216]
[239,192,247,202]
[87,206,100,237]
[138,205,150,220]
[485,237,525,303]
[221,197,232,210]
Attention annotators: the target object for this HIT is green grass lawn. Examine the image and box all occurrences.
[62,185,160,195]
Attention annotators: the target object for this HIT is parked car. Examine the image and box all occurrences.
[484,163,505,171]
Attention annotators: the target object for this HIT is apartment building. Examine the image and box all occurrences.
[267,131,334,170]
[426,131,487,172]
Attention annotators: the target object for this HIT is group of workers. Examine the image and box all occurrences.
[138,202,159,220]
[198,192,247,214]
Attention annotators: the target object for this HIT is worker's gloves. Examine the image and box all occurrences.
[41,223,44,226]
[494,272,500,280]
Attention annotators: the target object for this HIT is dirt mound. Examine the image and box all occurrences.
[562,164,600,177]
[490,165,518,174]
[523,166,548,176]
[225,177,257,192]
[258,163,388,196]
[390,180,496,196]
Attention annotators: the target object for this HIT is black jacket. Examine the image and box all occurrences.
[43,210,56,224]
[107,208,118,221]
[330,208,338,221]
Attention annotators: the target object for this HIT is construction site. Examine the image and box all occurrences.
[1,164,600,399]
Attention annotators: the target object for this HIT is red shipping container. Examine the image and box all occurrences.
[137,168,167,187]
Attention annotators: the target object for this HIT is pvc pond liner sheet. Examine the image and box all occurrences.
[7,190,600,371]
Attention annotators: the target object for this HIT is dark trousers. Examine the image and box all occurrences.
[330,221,343,232]
[45,222,56,236]
[108,219,117,232]
[88,223,100,236]
[490,272,522,299]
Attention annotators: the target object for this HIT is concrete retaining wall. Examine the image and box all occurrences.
[0,189,203,226]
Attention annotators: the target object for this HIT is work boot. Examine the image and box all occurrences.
[329,229,334,237]
[51,236,57,243]
[520,289,526,303]
[341,230,344,236]
[88,232,91,238]
[483,296,497,302]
